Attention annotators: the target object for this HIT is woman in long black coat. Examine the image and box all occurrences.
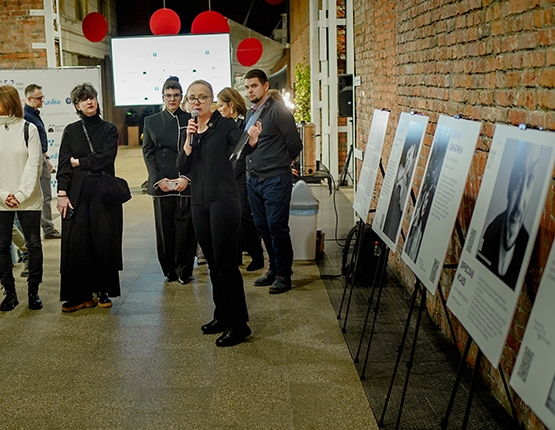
[56,83,122,312]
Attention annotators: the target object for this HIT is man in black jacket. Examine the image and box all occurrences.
[143,76,197,284]
[24,84,61,239]
[244,69,302,294]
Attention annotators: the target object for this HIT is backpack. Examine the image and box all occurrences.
[341,223,382,287]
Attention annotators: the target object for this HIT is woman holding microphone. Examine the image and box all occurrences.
[179,80,261,347]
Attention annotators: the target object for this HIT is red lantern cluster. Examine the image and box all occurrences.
[191,11,230,34]
[237,38,264,67]
[82,12,108,43]
[142,9,265,67]
[150,8,181,35]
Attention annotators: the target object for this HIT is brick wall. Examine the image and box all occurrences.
[0,0,47,68]
[349,1,555,428]
[289,0,310,89]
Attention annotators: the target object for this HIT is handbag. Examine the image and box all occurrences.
[97,172,132,204]
[81,120,132,205]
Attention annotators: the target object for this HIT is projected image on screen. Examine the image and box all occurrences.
[111,34,232,106]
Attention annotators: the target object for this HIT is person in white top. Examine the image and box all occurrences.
[0,85,44,311]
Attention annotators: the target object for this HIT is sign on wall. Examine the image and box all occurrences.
[372,112,429,252]
[1,67,102,193]
[401,115,481,294]
[447,124,555,367]
[510,240,555,430]
[353,109,390,221]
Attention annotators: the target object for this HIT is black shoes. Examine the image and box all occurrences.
[269,276,292,294]
[178,276,192,285]
[1,285,18,312]
[1,285,43,311]
[28,283,43,310]
[97,292,112,308]
[254,271,275,286]
[165,271,178,282]
[202,320,252,346]
[201,318,226,334]
[216,324,252,347]
[246,259,264,272]
[166,272,192,285]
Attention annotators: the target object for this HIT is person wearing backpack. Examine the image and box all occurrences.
[0,85,44,311]
[24,84,61,239]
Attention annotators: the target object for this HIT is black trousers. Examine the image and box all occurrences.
[0,211,42,287]
[191,196,248,326]
[153,196,197,280]
[237,181,264,264]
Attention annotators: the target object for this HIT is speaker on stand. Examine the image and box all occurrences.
[338,74,354,187]
[338,74,353,118]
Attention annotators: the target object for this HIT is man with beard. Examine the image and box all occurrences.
[476,141,541,290]
[243,69,302,294]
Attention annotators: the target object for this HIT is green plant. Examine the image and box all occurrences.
[294,63,311,123]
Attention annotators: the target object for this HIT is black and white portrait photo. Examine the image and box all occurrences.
[382,120,424,242]
[476,139,552,290]
[405,125,450,262]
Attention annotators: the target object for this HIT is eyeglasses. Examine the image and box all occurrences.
[186,95,210,104]
[30,96,45,101]
[163,94,182,100]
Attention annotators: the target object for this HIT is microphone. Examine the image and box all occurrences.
[191,109,199,123]
[190,109,199,147]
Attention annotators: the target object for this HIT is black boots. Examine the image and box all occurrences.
[28,283,43,310]
[1,284,42,311]
[1,284,19,312]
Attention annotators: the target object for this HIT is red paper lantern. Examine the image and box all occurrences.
[191,11,230,34]
[265,0,285,4]
[82,12,108,43]
[237,38,264,67]
[150,8,181,35]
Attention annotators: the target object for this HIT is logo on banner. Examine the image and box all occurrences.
[44,98,61,106]
[47,124,65,133]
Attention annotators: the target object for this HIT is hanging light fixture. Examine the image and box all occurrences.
[149,0,181,36]
[236,37,263,67]
[191,10,230,34]
[82,12,108,42]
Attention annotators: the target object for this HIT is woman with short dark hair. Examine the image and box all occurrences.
[56,82,122,312]
[0,85,44,311]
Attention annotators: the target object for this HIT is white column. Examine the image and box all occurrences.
[309,0,321,166]
[39,0,63,67]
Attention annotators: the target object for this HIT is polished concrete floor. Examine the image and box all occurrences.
[0,146,378,430]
